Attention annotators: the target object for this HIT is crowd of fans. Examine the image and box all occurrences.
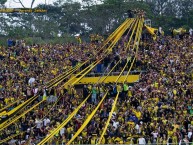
[0,31,193,145]
[0,42,102,108]
[0,37,138,110]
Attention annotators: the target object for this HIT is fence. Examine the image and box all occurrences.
[31,143,193,145]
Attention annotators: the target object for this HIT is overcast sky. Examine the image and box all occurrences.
[6,0,56,8]
[5,0,101,8]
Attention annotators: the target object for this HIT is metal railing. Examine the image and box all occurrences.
[33,143,193,145]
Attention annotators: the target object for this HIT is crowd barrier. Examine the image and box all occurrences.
[6,142,193,145]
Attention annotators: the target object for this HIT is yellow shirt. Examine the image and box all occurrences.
[163,119,167,125]
[154,106,158,113]
[163,139,167,144]
[172,136,178,144]
[128,90,132,97]
[82,131,87,138]
[67,127,73,133]
[183,110,187,115]
[10,97,14,102]
[162,105,168,109]
[117,85,122,92]
[107,137,113,144]
[173,124,179,132]
[154,82,158,88]
[51,69,58,75]
[101,137,105,144]
[153,117,158,121]
[168,130,173,137]
[4,98,9,104]
[88,85,92,91]
[173,89,177,95]
[91,138,96,144]
[115,137,122,142]
[99,87,104,92]
[133,110,141,119]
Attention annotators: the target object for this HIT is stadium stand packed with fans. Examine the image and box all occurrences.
[0,16,193,145]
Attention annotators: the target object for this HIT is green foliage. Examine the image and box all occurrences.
[0,0,193,41]
[0,0,7,5]
[0,37,7,46]
[23,35,76,46]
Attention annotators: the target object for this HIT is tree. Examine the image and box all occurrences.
[0,0,7,5]
[0,0,193,42]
